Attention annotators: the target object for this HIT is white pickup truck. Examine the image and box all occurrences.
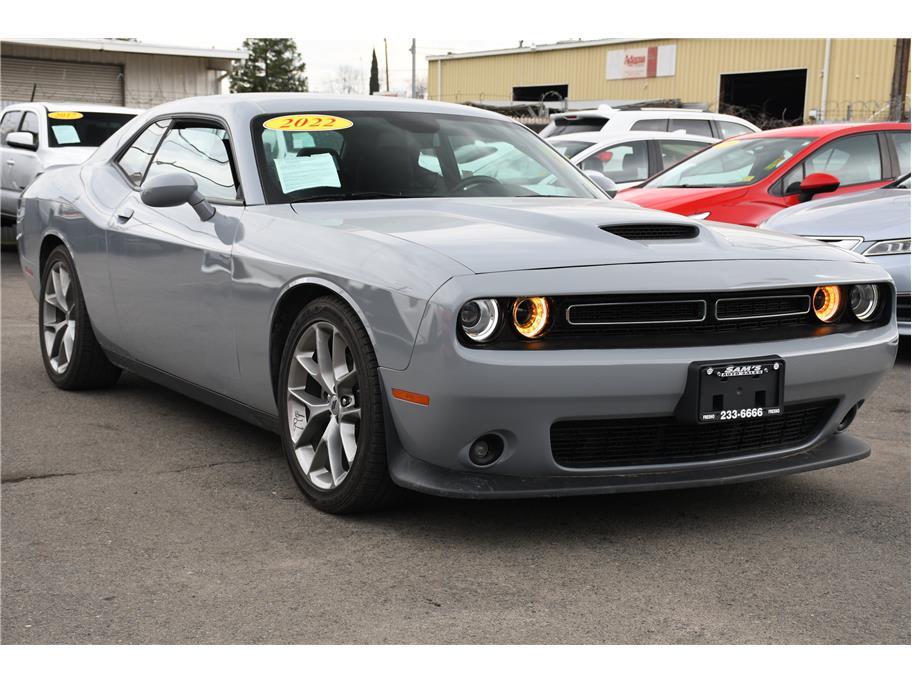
[1,102,141,245]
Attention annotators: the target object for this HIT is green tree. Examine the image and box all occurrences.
[231,38,308,93]
[369,49,380,95]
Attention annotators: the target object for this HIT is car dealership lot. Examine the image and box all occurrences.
[1,251,908,644]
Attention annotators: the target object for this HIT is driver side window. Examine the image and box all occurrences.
[781,134,884,192]
[145,122,240,202]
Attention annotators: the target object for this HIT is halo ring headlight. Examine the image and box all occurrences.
[512,296,551,339]
[849,284,879,321]
[813,285,843,323]
[460,299,500,342]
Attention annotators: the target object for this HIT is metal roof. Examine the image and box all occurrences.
[427,38,664,61]
[4,38,246,61]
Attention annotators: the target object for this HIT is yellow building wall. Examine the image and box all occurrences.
[428,38,903,121]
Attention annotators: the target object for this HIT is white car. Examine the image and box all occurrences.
[548,131,716,190]
[539,106,759,140]
[1,102,141,243]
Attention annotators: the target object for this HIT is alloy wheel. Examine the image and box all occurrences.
[286,321,362,490]
[42,261,76,374]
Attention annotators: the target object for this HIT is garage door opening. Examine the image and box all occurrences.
[512,83,568,103]
[719,69,806,128]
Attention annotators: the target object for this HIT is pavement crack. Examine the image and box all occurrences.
[156,456,281,475]
[1,469,118,485]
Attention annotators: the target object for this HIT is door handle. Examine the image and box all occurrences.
[5,160,14,166]
[115,208,134,222]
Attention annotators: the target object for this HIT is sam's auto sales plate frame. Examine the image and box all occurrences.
[676,356,785,424]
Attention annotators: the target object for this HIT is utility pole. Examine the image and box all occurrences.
[383,38,390,92]
[889,38,910,121]
[410,38,417,98]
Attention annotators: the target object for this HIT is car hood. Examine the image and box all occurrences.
[290,197,865,274]
[618,186,750,213]
[763,188,910,241]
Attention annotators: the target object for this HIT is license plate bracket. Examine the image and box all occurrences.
[675,356,785,424]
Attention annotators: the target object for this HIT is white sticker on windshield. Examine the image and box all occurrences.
[52,125,81,144]
[274,154,340,194]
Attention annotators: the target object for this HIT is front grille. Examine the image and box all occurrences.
[601,224,699,240]
[551,400,837,468]
[567,300,706,325]
[897,294,910,323]
[716,295,810,320]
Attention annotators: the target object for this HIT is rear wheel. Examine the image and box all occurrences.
[278,297,399,513]
[39,246,121,389]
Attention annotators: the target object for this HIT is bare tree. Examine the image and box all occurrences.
[330,65,364,95]
[414,76,428,100]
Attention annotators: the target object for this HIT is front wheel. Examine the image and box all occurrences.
[278,297,400,513]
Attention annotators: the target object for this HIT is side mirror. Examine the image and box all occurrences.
[141,172,215,221]
[584,170,618,199]
[797,172,840,202]
[7,131,38,151]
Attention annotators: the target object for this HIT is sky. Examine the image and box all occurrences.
[296,39,514,94]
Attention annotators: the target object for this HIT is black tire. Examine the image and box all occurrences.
[39,246,121,390]
[278,296,400,513]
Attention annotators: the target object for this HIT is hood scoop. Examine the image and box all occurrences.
[601,224,700,240]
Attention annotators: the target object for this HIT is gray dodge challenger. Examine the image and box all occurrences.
[16,94,899,513]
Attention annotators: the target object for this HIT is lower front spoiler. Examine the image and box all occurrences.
[388,432,871,499]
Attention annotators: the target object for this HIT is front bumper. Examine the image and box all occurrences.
[379,261,898,498]
[388,432,871,499]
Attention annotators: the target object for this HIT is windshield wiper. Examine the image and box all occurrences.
[655,184,722,189]
[294,191,405,203]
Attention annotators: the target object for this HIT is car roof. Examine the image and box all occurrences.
[738,122,910,140]
[551,108,753,123]
[144,92,507,122]
[547,131,717,145]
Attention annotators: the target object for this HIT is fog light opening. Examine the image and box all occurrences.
[468,434,505,466]
[837,401,864,432]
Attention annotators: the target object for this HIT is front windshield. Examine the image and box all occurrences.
[644,136,815,189]
[255,111,601,203]
[47,111,136,148]
[549,140,596,159]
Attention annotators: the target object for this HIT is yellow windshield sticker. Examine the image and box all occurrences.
[713,139,741,150]
[263,114,353,132]
[48,111,83,120]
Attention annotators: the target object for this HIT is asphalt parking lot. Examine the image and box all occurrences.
[1,250,909,644]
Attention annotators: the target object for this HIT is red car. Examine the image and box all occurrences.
[619,122,911,226]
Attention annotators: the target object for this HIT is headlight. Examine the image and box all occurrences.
[849,284,879,321]
[812,285,843,322]
[459,299,500,342]
[687,212,711,220]
[512,297,550,338]
[863,239,910,256]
